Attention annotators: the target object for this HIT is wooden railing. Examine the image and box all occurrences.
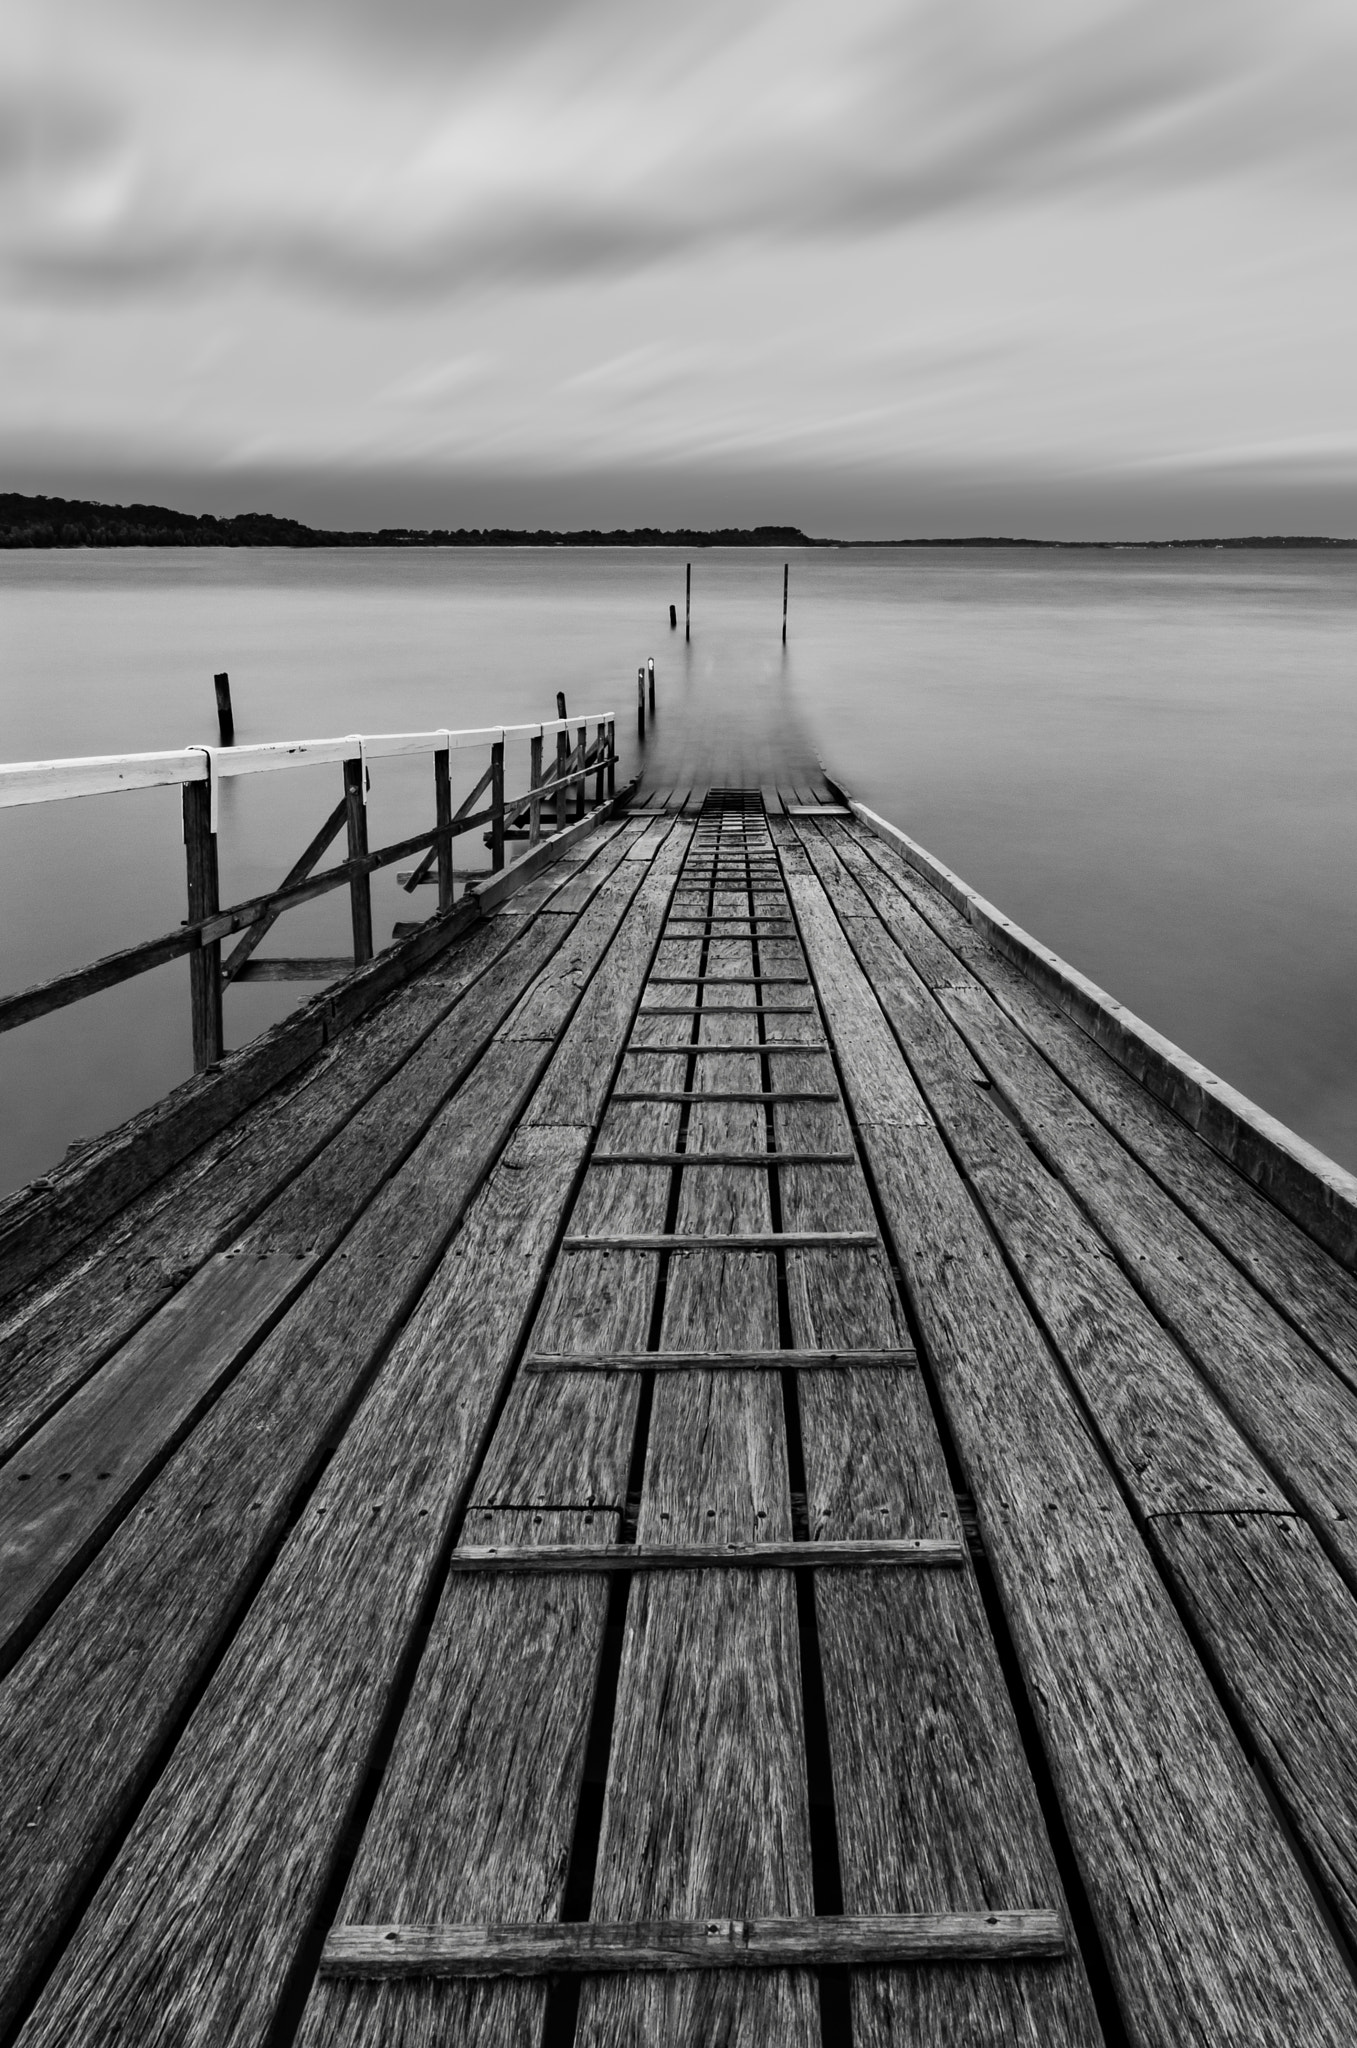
[0,712,617,1070]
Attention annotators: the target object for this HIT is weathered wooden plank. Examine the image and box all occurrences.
[0,914,520,1460]
[936,931,1357,1399]
[295,905,675,2047]
[787,828,1288,1522]
[0,814,636,1302]
[0,842,679,2036]
[561,1231,876,1251]
[788,865,1356,2046]
[590,1150,855,1166]
[613,1089,838,1104]
[1151,1511,1357,1952]
[0,1251,312,1674]
[580,913,820,2047]
[523,1347,917,1371]
[322,1908,1067,1976]
[772,940,1103,2045]
[9,1119,604,2047]
[936,978,1357,1576]
[445,1538,963,1572]
[849,802,1357,1268]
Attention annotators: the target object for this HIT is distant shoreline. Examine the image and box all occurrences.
[1,492,1353,551]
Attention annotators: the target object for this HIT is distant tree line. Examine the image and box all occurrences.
[0,494,818,549]
[1,493,1350,549]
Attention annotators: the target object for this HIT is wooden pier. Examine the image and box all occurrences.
[3,765,1357,2045]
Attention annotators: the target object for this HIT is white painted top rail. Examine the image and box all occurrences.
[0,715,615,811]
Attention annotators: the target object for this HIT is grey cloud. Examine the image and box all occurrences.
[0,84,123,187]
[5,0,1351,306]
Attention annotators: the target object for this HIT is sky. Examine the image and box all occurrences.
[2,0,1355,538]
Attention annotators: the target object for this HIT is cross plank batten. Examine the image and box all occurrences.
[561,1231,877,1252]
[445,1538,964,1574]
[623,1043,830,1057]
[590,1151,857,1167]
[320,1909,1066,1978]
[612,1090,839,1105]
[523,1346,919,1372]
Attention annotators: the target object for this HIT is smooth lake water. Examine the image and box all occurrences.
[2,545,1355,1199]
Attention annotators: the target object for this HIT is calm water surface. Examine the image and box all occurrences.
[2,545,1354,1197]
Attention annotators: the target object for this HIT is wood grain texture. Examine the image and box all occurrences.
[14,1122,594,2048]
[1151,1510,1357,1951]
[937,979,1357,1576]
[937,933,1357,1399]
[323,1909,1067,1976]
[776,977,1103,2046]
[579,883,820,2047]
[0,1249,312,1673]
[790,862,1357,2048]
[523,1347,917,1371]
[0,913,521,1460]
[788,832,1286,1524]
[445,1538,963,1572]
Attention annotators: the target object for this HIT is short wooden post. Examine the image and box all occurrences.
[637,665,646,737]
[647,658,655,711]
[669,603,677,629]
[183,781,223,1070]
[685,562,691,641]
[529,732,543,846]
[594,722,606,806]
[782,562,788,644]
[434,747,453,913]
[490,738,506,870]
[575,723,587,820]
[344,757,373,965]
[213,671,235,746]
[607,719,616,796]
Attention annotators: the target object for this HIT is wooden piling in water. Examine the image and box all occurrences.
[433,747,454,912]
[647,658,655,711]
[343,756,374,965]
[782,562,788,644]
[685,561,691,640]
[181,780,223,1070]
[637,666,646,737]
[213,672,235,746]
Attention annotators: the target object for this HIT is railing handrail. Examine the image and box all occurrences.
[0,715,616,811]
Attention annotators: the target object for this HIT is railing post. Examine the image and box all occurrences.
[575,723,587,820]
[529,732,543,846]
[434,746,453,914]
[637,665,645,738]
[607,719,616,796]
[344,756,373,964]
[182,780,223,1070]
[491,737,506,870]
[594,721,606,807]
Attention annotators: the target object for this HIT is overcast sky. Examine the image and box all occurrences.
[3,0,1355,536]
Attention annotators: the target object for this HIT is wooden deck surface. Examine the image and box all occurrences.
[3,780,1357,2045]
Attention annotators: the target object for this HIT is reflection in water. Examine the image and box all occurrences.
[1,544,1354,1192]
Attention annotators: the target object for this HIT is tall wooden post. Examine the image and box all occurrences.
[637,665,646,737]
[685,562,691,641]
[555,689,570,833]
[344,756,373,965]
[594,721,606,806]
[434,747,453,914]
[213,671,235,746]
[782,562,788,644]
[575,723,587,820]
[183,780,223,1071]
[607,719,616,796]
[647,657,655,711]
[529,732,543,846]
[490,738,506,870]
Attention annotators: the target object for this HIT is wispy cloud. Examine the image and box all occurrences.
[2,0,1355,530]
